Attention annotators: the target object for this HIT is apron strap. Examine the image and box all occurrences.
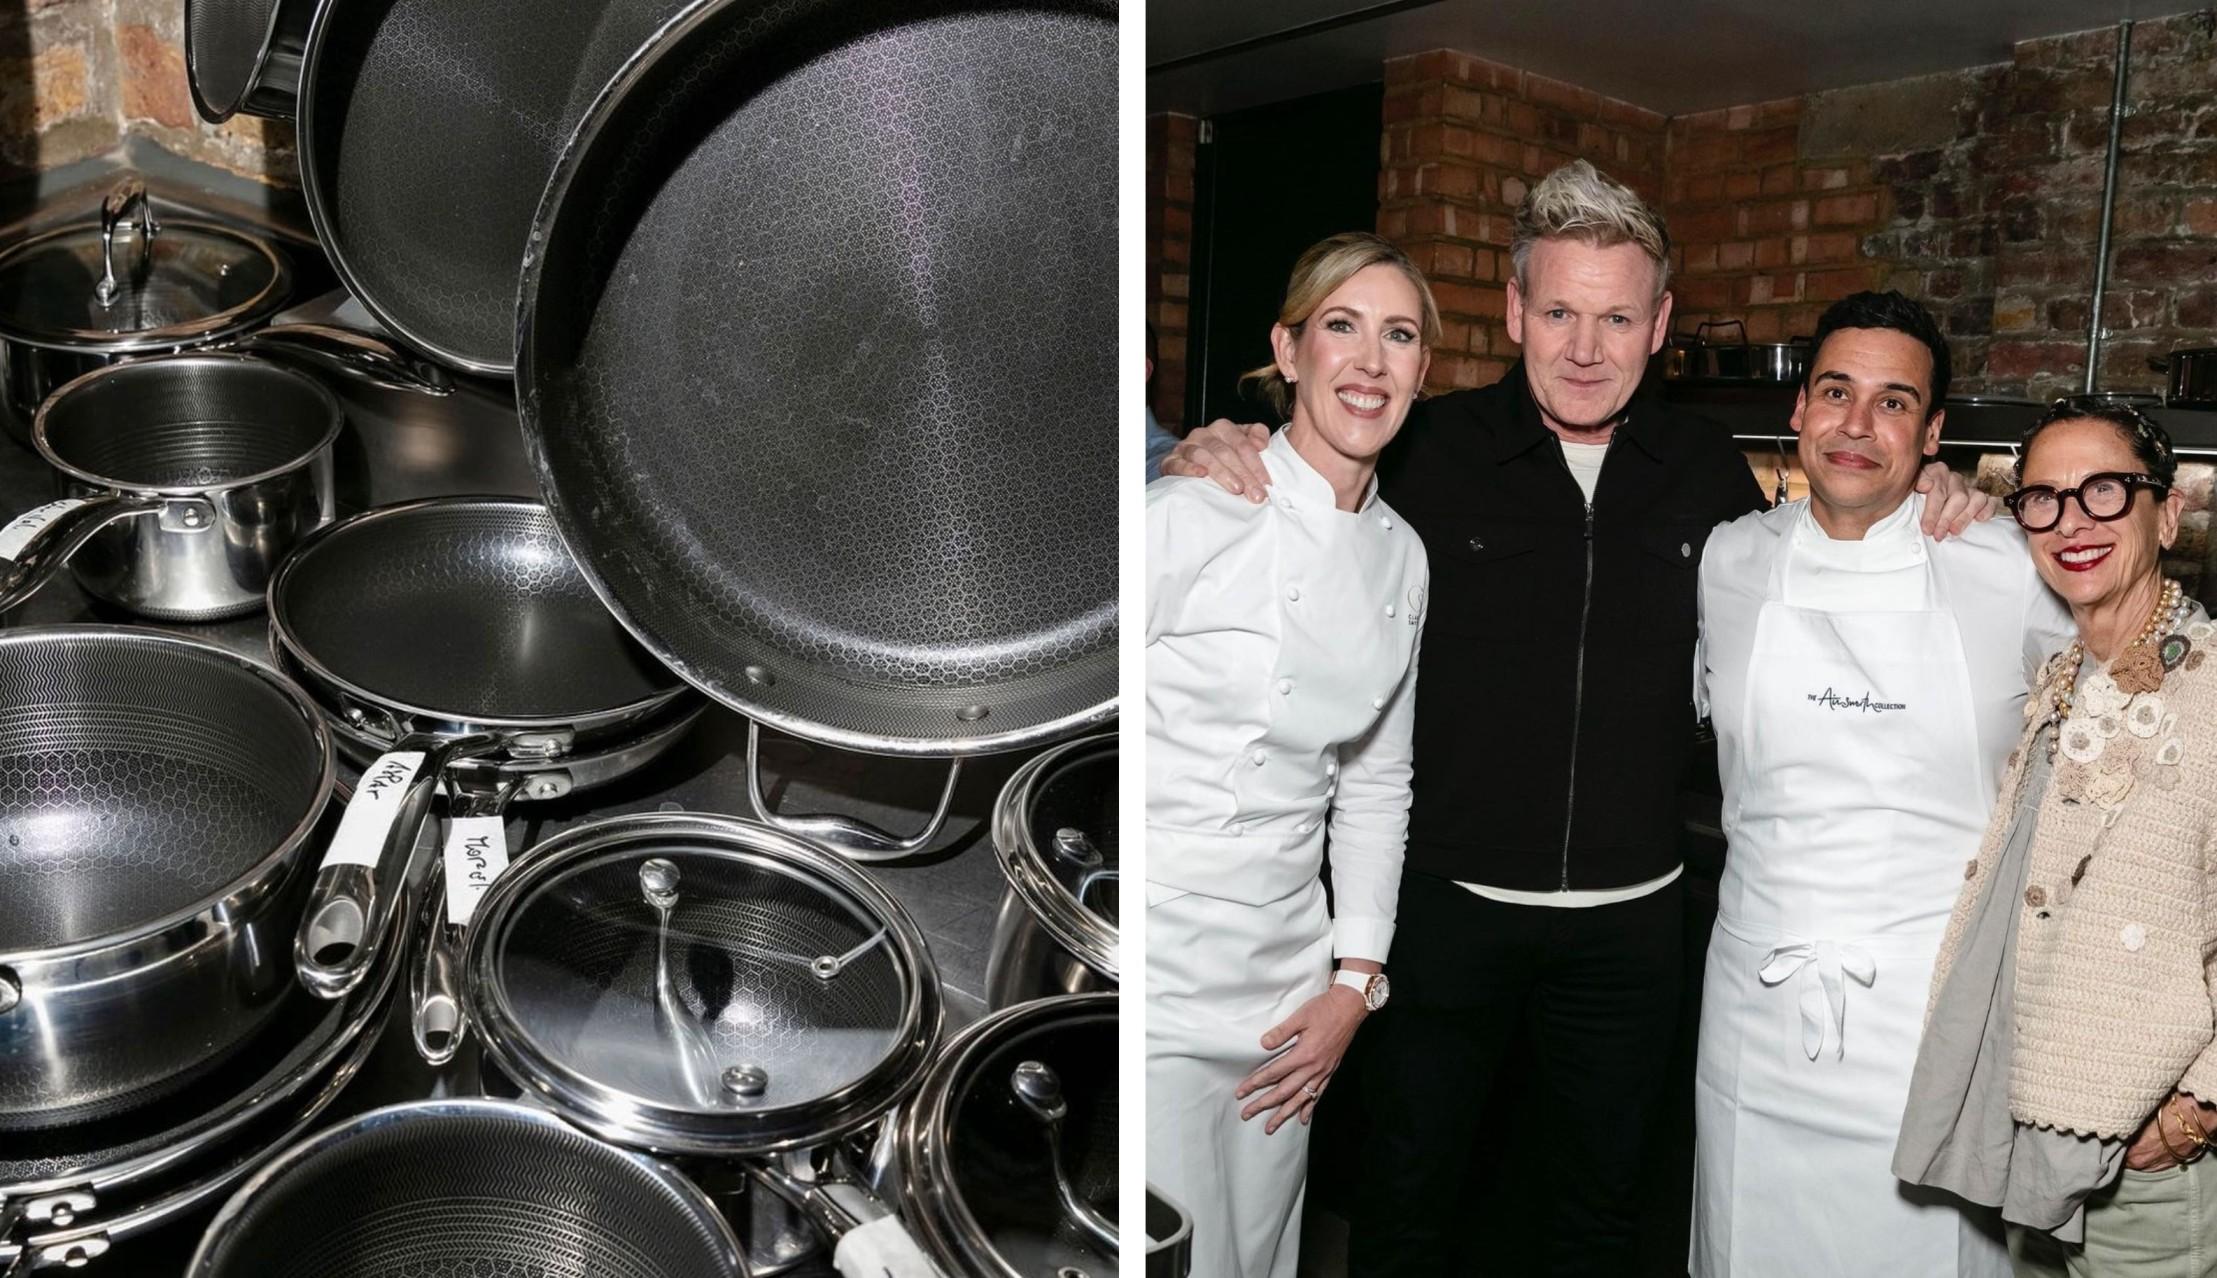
[1757,940,1878,1060]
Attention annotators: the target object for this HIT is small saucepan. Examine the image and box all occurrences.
[0,353,337,620]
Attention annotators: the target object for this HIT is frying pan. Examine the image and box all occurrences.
[516,0,1118,853]
[291,0,694,372]
[185,0,312,122]
[271,497,693,1002]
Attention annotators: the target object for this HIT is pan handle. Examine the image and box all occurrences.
[95,177,158,307]
[295,733,499,1000]
[230,324,456,397]
[745,722,958,862]
[0,494,163,613]
[745,1157,951,1278]
[410,775,527,1066]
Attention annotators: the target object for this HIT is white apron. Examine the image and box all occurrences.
[1691,506,2009,1278]
[1145,861,1333,1278]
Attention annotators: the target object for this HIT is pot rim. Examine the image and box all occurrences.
[266,496,694,737]
[991,732,1117,981]
[0,626,336,965]
[31,353,343,498]
[0,218,291,353]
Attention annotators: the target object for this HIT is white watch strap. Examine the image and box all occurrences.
[1333,969,1371,993]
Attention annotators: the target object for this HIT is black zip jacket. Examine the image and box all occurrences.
[1376,363,1764,891]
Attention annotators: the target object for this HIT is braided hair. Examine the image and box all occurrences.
[2015,398,2177,489]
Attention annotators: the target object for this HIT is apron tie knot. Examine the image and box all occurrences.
[1757,940,1878,1060]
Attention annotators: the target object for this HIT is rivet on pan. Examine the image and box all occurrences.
[744,665,775,687]
[1052,828,1104,869]
[723,1063,769,1099]
[957,704,990,722]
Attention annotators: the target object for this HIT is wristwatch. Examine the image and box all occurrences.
[1333,968,1389,1012]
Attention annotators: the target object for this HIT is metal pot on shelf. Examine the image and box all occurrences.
[985,732,1117,1009]
[2151,348,2217,409]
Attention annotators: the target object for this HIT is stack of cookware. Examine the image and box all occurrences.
[1,0,1118,1272]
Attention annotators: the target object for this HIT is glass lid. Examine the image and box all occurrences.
[466,814,941,1155]
[0,218,289,348]
[904,995,1118,1277]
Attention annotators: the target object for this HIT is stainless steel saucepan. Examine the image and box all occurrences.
[0,353,337,620]
[0,627,333,1130]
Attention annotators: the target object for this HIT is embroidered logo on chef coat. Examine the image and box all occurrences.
[1806,687,1906,713]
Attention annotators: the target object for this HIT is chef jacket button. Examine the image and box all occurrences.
[1297,820,1318,834]
[1380,515,1393,529]
[1325,760,1338,777]
[1286,586,1301,602]
[1371,695,1386,710]
[1277,678,1294,696]
[1250,751,1267,767]
[2025,885,2047,908]
[1468,536,1484,551]
[1680,542,1692,559]
[1385,603,1397,618]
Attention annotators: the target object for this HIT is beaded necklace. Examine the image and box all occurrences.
[2048,577,2184,757]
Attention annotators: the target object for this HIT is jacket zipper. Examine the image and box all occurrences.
[1563,501,1594,888]
[1553,439,1602,891]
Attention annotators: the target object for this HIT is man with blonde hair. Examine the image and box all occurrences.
[1164,159,1990,1275]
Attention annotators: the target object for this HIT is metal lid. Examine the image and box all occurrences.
[897,994,1118,1278]
[993,733,1117,981]
[0,217,289,351]
[463,812,941,1156]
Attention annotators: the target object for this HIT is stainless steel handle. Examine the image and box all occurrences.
[295,733,497,1000]
[745,721,958,862]
[409,777,523,1066]
[0,495,162,613]
[231,323,455,397]
[95,177,158,307]
[744,1159,950,1278]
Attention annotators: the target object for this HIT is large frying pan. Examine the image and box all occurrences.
[292,0,693,373]
[517,0,1118,853]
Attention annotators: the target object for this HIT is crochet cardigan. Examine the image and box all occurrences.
[1929,616,2217,1138]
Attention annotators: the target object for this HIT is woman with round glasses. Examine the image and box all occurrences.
[1897,401,2217,1273]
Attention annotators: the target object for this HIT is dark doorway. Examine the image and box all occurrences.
[1188,82,1383,429]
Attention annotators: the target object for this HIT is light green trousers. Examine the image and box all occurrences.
[2011,1162,2217,1278]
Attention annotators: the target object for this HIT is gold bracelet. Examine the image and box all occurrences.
[2162,1099,2205,1163]
[2173,1097,2214,1156]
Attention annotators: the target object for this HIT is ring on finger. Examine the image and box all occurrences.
[1302,1081,1320,1097]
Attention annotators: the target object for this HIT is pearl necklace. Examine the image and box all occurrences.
[2051,577,2183,729]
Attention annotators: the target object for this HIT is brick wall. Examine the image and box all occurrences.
[1663,98,1889,343]
[0,0,295,187]
[1377,50,1665,393]
[1146,112,1197,430]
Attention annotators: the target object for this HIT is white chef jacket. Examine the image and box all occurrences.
[1697,493,2075,787]
[1145,427,1429,961]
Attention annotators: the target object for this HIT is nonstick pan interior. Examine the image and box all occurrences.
[299,0,693,371]
[523,0,1118,753]
[0,631,326,955]
[272,499,680,723]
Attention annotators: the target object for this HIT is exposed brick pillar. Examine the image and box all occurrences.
[1146,112,1197,430]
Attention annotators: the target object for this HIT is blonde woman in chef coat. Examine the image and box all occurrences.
[1144,232,1436,1278]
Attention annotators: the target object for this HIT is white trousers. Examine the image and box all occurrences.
[1145,877,1332,1278]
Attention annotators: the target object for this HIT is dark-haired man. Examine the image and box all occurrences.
[1688,291,2073,1277]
